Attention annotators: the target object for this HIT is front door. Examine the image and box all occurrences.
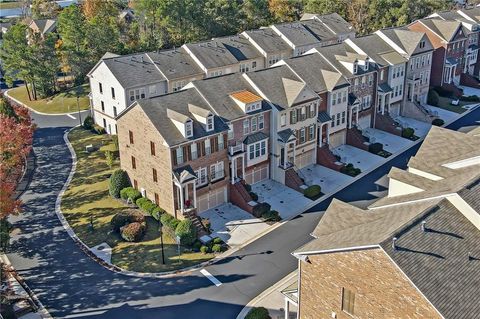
[280,147,285,166]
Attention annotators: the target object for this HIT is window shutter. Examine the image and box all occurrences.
[297,108,301,121]
[172,149,177,166]
[213,137,218,153]
[187,145,192,161]
[224,134,228,149]
[183,146,189,162]
[201,141,206,157]
[290,111,294,124]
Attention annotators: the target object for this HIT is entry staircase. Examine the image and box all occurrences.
[184,209,208,237]
[230,180,256,214]
[316,145,344,171]
[285,167,307,193]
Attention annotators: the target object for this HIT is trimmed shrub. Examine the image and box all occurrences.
[304,185,322,199]
[160,213,180,230]
[109,169,130,198]
[136,197,159,215]
[120,222,146,242]
[402,127,415,139]
[111,135,119,151]
[200,245,209,254]
[151,207,165,221]
[245,307,271,319]
[340,164,361,177]
[120,187,142,202]
[110,210,145,232]
[192,240,202,252]
[427,89,440,106]
[459,95,480,102]
[83,115,94,130]
[212,244,222,253]
[262,210,281,222]
[368,142,383,154]
[249,191,258,201]
[244,184,252,192]
[175,219,197,246]
[432,118,445,126]
[213,237,223,245]
[432,86,451,97]
[252,202,271,218]
[92,124,106,135]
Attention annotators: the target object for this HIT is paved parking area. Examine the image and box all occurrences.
[300,164,353,194]
[394,116,432,137]
[459,85,480,97]
[199,203,269,248]
[252,179,312,219]
[427,105,460,123]
[363,127,413,153]
[332,144,383,172]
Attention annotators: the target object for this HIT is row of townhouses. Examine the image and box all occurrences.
[87,8,480,221]
[290,126,480,319]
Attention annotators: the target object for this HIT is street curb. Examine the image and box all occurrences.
[236,271,298,319]
[4,88,90,116]
[1,254,53,319]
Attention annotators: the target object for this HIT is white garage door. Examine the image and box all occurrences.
[329,131,346,148]
[245,166,269,185]
[197,187,227,213]
[296,150,315,169]
[357,115,371,130]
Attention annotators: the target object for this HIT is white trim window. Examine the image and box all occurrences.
[129,88,146,102]
[176,147,184,165]
[331,114,336,127]
[248,140,267,160]
[218,134,224,150]
[191,143,198,160]
[341,111,346,124]
[228,124,234,140]
[280,113,286,126]
[205,139,211,155]
[258,114,264,130]
[309,125,315,140]
[243,119,250,135]
[210,161,224,181]
[196,167,208,186]
[185,120,193,138]
[173,81,186,92]
[332,92,337,105]
[206,114,214,131]
[240,63,249,73]
[251,117,257,132]
[300,128,306,143]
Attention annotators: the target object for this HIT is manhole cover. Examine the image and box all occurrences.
[320,180,324,182]
[97,246,105,250]
[280,201,284,203]
[357,161,361,164]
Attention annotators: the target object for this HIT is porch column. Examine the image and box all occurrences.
[193,182,197,208]
[179,184,185,213]
[381,94,385,115]
[355,107,359,124]
[284,298,290,319]
[326,124,330,145]
[292,142,296,166]
[241,154,245,178]
[283,146,287,168]
[231,158,235,184]
[348,109,353,129]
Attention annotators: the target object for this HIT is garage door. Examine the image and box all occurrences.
[357,115,371,130]
[245,166,269,185]
[329,130,346,148]
[296,150,315,169]
[197,187,227,213]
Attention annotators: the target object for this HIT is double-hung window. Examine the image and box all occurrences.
[248,140,266,160]
[210,162,224,181]
[291,110,297,124]
[196,167,208,186]
[243,119,250,135]
[191,143,198,160]
[331,114,336,128]
[332,93,337,105]
[309,104,316,118]
[228,124,234,140]
[309,125,315,140]
[205,139,211,155]
[206,115,214,131]
[218,134,224,150]
[251,117,257,132]
[300,128,306,143]
[281,114,286,126]
[258,114,264,130]
[176,147,184,164]
[341,111,346,124]
[301,107,306,121]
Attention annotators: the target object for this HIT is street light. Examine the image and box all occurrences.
[76,96,82,126]
[159,223,165,265]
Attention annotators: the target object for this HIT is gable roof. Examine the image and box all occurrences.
[273,22,321,47]
[301,12,354,35]
[418,18,465,42]
[376,27,433,57]
[29,19,56,34]
[147,48,203,80]
[242,28,292,54]
[282,78,317,106]
[348,34,407,66]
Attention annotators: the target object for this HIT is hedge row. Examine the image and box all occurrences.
[304,185,322,200]
[120,187,142,203]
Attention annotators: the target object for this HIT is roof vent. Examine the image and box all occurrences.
[392,237,398,250]
[421,220,427,232]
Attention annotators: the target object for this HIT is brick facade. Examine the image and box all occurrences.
[298,249,441,319]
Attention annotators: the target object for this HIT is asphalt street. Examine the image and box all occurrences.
[6,107,480,319]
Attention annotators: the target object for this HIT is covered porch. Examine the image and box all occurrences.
[172,165,198,218]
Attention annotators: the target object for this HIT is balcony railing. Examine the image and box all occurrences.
[229,143,244,155]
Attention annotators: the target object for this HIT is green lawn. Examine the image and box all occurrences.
[61,128,214,272]
[435,96,468,114]
[0,1,21,9]
[8,84,90,114]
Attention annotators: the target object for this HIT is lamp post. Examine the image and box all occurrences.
[76,96,82,126]
[159,223,165,265]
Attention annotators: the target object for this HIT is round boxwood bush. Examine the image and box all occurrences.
[136,197,158,215]
[109,169,130,198]
[427,89,440,106]
[120,222,146,242]
[252,202,271,218]
[402,127,415,139]
[120,187,142,202]
[110,210,145,232]
[213,237,223,245]
[212,244,222,253]
[83,115,94,130]
[432,118,445,126]
[200,245,209,254]
[151,207,165,221]
[192,240,202,252]
[175,219,197,246]
[304,185,322,199]
[368,142,384,154]
[245,307,271,319]
[262,210,281,222]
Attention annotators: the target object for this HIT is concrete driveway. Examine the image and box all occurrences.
[199,203,269,248]
[333,144,383,172]
[300,164,353,194]
[363,127,414,153]
[252,179,312,219]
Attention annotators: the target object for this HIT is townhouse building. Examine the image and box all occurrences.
[88,14,354,134]
[375,27,434,119]
[244,65,320,190]
[430,9,480,80]
[289,126,480,319]
[408,19,467,90]
[116,89,230,219]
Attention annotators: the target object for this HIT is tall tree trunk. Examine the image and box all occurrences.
[24,80,32,101]
[32,81,37,100]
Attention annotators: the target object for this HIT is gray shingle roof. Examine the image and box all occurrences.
[301,12,354,35]
[277,128,296,143]
[349,34,407,66]
[243,131,269,145]
[377,27,434,57]
[246,65,319,110]
[183,40,238,69]
[215,34,263,61]
[459,7,480,23]
[419,18,463,42]
[458,177,480,214]
[381,199,480,319]
[243,28,292,54]
[173,165,197,184]
[378,82,393,93]
[147,48,204,80]
[101,53,166,88]
[191,73,270,122]
[273,22,321,47]
[132,88,228,146]
[317,111,331,123]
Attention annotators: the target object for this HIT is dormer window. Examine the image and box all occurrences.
[364,58,369,71]
[353,60,358,74]
[206,114,214,132]
[185,119,193,138]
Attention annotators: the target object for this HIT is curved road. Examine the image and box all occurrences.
[6,107,480,319]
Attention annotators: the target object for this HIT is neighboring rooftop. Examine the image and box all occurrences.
[417,18,464,42]
[147,48,204,80]
[348,34,407,66]
[29,18,57,35]
[301,12,354,35]
[376,27,433,57]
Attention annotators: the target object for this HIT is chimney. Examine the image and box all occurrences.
[421,220,427,232]
[392,237,398,250]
